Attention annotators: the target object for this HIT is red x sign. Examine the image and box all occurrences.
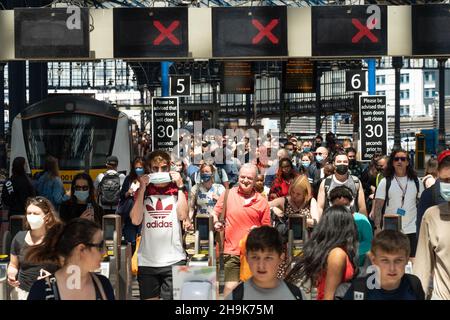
[252,19,279,44]
[352,19,378,43]
[153,20,180,45]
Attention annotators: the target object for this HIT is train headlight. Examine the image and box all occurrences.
[65,102,75,112]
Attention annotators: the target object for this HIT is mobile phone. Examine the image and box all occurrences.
[383,215,401,231]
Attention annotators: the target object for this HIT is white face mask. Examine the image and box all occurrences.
[148,172,172,185]
[27,214,45,230]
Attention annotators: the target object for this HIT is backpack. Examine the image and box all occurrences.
[337,274,425,300]
[380,176,420,222]
[98,172,121,207]
[271,197,289,244]
[324,175,361,212]
[1,179,16,208]
[232,280,303,300]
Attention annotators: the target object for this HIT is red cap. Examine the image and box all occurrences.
[438,150,450,164]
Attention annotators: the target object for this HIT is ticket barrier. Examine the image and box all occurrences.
[190,214,215,267]
[287,215,307,263]
[0,215,26,301]
[102,214,132,300]
[383,214,402,232]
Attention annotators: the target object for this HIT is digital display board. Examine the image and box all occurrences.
[212,6,287,57]
[114,7,188,58]
[412,4,450,55]
[220,61,254,94]
[15,8,90,59]
[282,59,316,93]
[312,5,387,57]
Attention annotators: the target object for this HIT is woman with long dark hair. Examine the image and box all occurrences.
[371,148,422,258]
[59,173,103,225]
[285,206,358,300]
[268,158,299,200]
[1,157,36,216]
[27,218,115,300]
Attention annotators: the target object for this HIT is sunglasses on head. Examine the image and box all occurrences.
[394,157,407,162]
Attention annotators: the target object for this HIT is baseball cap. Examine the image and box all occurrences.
[438,150,450,164]
[106,155,119,165]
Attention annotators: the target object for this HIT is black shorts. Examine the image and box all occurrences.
[137,260,186,300]
[407,233,417,258]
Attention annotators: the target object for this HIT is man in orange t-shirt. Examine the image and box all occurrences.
[213,163,271,298]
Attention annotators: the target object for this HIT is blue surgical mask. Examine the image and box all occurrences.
[74,190,89,202]
[440,182,450,202]
[302,161,311,168]
[135,168,145,176]
[200,173,213,183]
[303,147,311,152]
[316,155,324,163]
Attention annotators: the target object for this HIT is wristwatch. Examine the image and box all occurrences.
[177,185,185,191]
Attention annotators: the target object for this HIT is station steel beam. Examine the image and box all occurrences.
[438,58,447,149]
[392,56,403,150]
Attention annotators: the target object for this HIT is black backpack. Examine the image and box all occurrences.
[232,280,303,300]
[1,179,16,208]
[271,197,290,244]
[338,274,425,300]
[324,175,361,212]
[98,172,121,206]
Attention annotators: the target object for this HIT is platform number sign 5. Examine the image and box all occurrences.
[346,70,366,92]
[170,75,191,96]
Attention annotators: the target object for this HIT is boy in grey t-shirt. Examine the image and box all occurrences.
[226,226,304,300]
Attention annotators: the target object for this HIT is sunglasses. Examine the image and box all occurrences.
[394,157,407,162]
[74,186,89,191]
[86,240,105,251]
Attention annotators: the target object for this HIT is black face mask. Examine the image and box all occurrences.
[335,164,349,175]
[349,159,357,166]
[315,142,322,147]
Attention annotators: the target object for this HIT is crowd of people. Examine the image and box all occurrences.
[1,131,449,301]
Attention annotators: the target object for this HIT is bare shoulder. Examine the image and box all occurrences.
[327,247,348,267]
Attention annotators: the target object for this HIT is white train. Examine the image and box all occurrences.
[9,95,137,186]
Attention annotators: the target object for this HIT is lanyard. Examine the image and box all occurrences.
[394,176,408,208]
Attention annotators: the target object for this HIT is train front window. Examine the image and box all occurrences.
[22,113,117,170]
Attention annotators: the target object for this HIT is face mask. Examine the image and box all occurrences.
[349,159,357,166]
[316,142,322,147]
[200,173,213,183]
[27,214,45,230]
[135,168,145,176]
[303,147,311,153]
[335,164,349,175]
[316,155,324,163]
[440,182,450,201]
[287,150,293,158]
[74,190,89,202]
[148,172,172,185]
[302,161,311,168]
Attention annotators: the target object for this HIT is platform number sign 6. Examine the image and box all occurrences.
[346,70,366,92]
[170,75,191,96]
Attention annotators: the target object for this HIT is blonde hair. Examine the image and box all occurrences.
[288,175,312,203]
